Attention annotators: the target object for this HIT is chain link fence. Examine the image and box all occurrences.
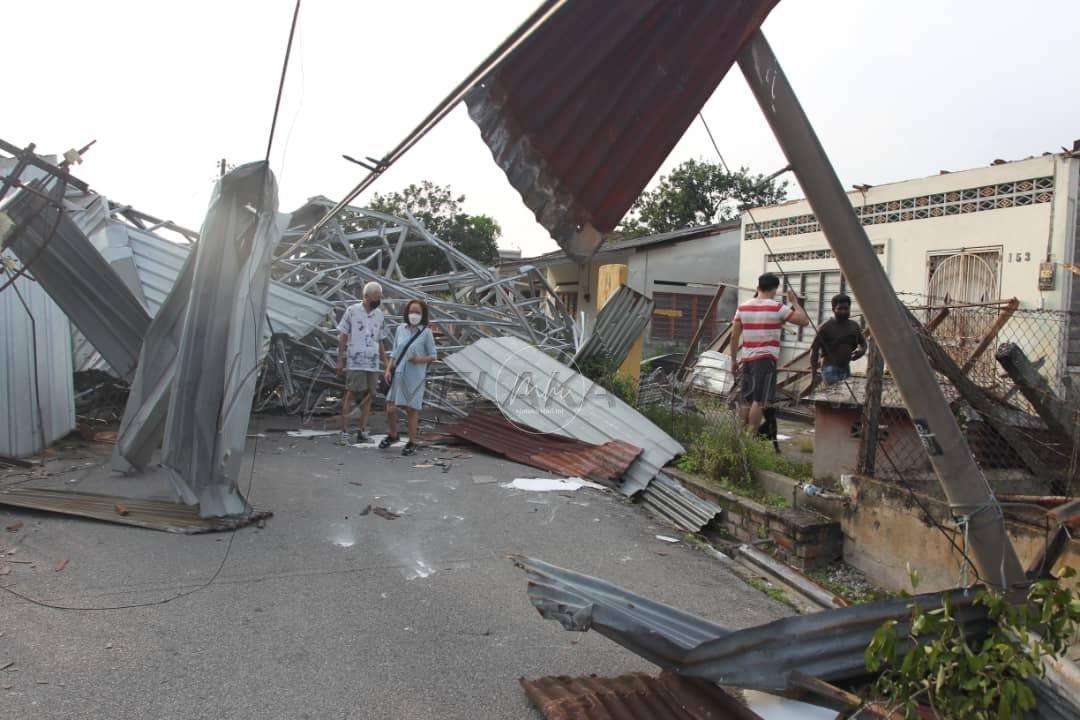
[840,294,1078,496]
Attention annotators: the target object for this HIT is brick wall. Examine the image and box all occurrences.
[671,472,843,571]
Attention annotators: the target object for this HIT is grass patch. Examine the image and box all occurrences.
[747,577,795,608]
[675,413,810,504]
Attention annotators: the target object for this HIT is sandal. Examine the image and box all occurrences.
[378,435,397,449]
[401,441,417,456]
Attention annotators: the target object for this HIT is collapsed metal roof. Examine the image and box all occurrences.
[4,179,152,380]
[160,161,282,517]
[466,0,779,261]
[513,555,989,692]
[443,337,684,495]
[444,410,642,485]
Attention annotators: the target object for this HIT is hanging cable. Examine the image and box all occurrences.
[265,0,303,163]
[276,0,570,260]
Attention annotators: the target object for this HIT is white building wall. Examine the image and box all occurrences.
[738,154,1079,375]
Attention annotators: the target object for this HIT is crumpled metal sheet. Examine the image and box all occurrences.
[466,0,779,261]
[444,409,642,485]
[520,672,764,720]
[3,180,151,379]
[640,472,721,532]
[512,555,989,692]
[443,337,684,496]
[573,285,654,368]
[113,251,195,472]
[161,162,283,517]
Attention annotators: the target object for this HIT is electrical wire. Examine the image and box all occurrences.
[277,0,570,260]
[265,0,303,163]
[697,112,987,583]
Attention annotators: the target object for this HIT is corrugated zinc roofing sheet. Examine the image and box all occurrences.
[574,285,655,368]
[444,410,642,484]
[466,0,779,261]
[520,672,764,720]
[640,472,721,532]
[4,182,152,379]
[513,555,990,692]
[443,337,684,495]
[0,264,75,457]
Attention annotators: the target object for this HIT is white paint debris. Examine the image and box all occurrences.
[503,477,606,492]
[286,429,339,438]
[655,535,680,543]
[352,434,406,449]
[775,433,792,441]
[744,690,838,719]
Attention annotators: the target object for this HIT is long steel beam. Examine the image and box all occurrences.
[736,30,1024,589]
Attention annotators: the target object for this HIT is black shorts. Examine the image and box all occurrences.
[740,358,777,404]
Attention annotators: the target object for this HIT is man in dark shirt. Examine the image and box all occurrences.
[810,294,867,386]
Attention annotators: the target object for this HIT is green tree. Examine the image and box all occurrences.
[369,181,501,277]
[616,159,788,237]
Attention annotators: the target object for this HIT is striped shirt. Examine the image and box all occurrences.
[734,298,794,363]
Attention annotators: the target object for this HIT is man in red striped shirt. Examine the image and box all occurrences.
[730,273,809,431]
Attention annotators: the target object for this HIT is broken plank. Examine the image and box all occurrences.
[787,671,862,712]
[996,342,1076,440]
[0,488,271,534]
[961,298,1018,372]
[906,307,1053,479]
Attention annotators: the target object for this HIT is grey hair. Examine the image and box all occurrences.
[362,281,383,299]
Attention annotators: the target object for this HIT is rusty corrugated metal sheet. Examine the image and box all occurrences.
[466,0,780,261]
[520,672,764,720]
[0,488,271,534]
[445,410,642,484]
[443,337,684,496]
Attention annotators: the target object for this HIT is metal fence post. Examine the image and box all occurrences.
[857,339,884,477]
[737,30,1025,589]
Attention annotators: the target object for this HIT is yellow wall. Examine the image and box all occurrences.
[597,264,644,393]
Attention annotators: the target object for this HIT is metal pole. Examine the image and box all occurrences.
[737,29,1024,590]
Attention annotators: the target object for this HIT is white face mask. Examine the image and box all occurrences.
[408,313,422,326]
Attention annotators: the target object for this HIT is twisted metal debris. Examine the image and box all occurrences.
[257,197,579,417]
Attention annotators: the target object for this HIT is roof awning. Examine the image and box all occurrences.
[466,0,779,262]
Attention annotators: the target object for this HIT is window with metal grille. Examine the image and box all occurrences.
[649,291,719,348]
[774,270,861,342]
[557,291,578,317]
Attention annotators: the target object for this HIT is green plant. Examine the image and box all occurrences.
[640,404,707,447]
[679,414,812,490]
[748,577,793,607]
[864,567,1080,720]
[576,353,636,405]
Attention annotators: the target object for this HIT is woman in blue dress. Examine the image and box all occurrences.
[380,299,437,456]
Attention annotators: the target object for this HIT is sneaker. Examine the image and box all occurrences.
[356,429,369,444]
[340,431,351,446]
[401,441,417,456]
[378,435,397,450]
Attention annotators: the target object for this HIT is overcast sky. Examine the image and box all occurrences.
[6,1,1079,257]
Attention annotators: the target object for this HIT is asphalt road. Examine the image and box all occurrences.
[0,416,790,719]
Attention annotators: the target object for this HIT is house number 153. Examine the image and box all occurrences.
[1008,252,1031,262]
